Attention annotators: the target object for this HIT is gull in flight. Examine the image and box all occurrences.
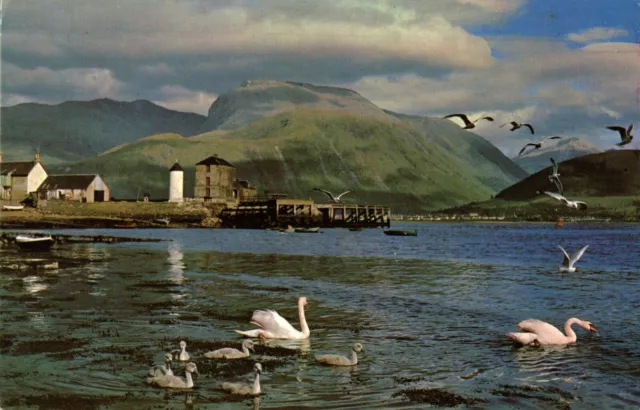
[605,123,634,147]
[313,188,351,203]
[557,245,589,273]
[443,113,494,129]
[501,121,535,135]
[542,191,587,210]
[548,157,563,195]
[518,136,562,156]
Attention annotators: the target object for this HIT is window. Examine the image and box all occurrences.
[205,187,210,197]
[206,165,210,173]
[206,177,210,186]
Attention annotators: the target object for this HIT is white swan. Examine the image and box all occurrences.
[147,362,198,388]
[222,363,262,396]
[171,340,190,361]
[315,343,363,366]
[149,352,174,377]
[558,245,589,273]
[204,340,255,359]
[542,191,587,210]
[508,318,598,346]
[236,296,310,340]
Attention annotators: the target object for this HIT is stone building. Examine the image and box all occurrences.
[194,155,237,201]
[234,179,257,201]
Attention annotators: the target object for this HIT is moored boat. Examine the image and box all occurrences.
[294,227,320,233]
[15,235,56,251]
[383,229,417,237]
[2,205,25,211]
[348,227,364,231]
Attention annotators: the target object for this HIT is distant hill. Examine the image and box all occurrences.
[497,150,640,201]
[1,99,205,164]
[198,79,390,132]
[512,137,602,174]
[51,110,525,213]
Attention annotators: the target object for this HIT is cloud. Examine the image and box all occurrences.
[346,38,637,153]
[566,27,629,44]
[152,85,217,115]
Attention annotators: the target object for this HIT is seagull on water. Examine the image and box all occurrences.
[313,188,351,203]
[605,123,634,147]
[518,136,562,156]
[501,121,535,135]
[558,245,589,273]
[443,113,494,129]
[548,157,563,195]
[542,191,587,210]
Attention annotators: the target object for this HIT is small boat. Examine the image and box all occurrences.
[2,205,25,211]
[348,227,364,231]
[383,229,417,237]
[555,218,563,227]
[15,235,56,251]
[279,227,295,233]
[294,227,320,233]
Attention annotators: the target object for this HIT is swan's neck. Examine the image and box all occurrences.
[185,371,194,388]
[165,360,173,374]
[298,301,310,337]
[242,345,250,356]
[253,372,261,394]
[564,318,580,343]
[351,350,358,365]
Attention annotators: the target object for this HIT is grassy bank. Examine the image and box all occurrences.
[0,201,219,229]
[428,196,640,222]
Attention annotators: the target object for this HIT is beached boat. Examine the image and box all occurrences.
[15,235,56,251]
[348,227,364,231]
[294,227,320,233]
[2,205,25,211]
[383,229,417,237]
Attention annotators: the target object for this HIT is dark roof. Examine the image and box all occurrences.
[170,162,184,171]
[0,161,42,176]
[236,179,253,189]
[196,155,235,168]
[38,174,100,190]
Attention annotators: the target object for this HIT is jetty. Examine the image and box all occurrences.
[219,198,391,229]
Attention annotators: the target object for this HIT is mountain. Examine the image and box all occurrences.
[497,150,640,201]
[1,99,206,164]
[51,109,525,213]
[512,137,602,174]
[198,79,390,132]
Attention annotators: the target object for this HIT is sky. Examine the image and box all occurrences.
[2,0,639,155]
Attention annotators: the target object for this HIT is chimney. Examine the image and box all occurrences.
[34,151,40,162]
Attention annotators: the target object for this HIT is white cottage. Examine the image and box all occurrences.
[0,153,48,201]
[38,174,110,202]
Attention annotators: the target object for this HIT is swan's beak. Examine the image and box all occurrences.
[589,324,598,332]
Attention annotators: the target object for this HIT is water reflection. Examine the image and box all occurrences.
[23,275,48,295]
[167,243,186,283]
[261,338,311,354]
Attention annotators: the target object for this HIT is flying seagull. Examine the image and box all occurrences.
[313,188,352,203]
[557,245,589,273]
[443,113,494,129]
[542,191,587,210]
[501,121,535,135]
[548,157,563,195]
[605,123,634,147]
[518,136,562,156]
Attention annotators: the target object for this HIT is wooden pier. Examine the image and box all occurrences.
[219,198,391,229]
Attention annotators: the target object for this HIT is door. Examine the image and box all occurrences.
[94,190,105,202]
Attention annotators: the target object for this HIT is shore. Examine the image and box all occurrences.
[0,201,222,229]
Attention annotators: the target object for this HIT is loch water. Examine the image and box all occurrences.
[0,222,638,409]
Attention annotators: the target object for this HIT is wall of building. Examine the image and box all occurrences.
[194,164,237,200]
[169,170,184,202]
[27,163,48,194]
[90,176,110,202]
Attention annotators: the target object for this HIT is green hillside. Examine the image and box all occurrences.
[50,110,522,212]
[1,99,205,164]
[511,137,602,174]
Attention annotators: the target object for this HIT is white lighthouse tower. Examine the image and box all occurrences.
[168,161,184,202]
